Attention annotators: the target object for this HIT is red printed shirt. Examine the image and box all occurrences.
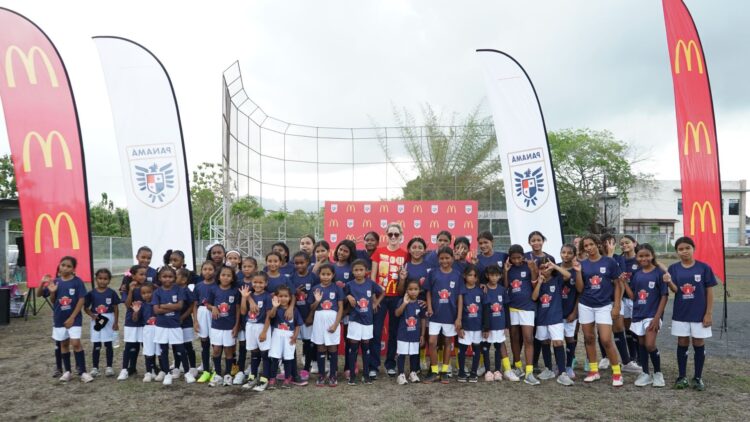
[372,247,408,296]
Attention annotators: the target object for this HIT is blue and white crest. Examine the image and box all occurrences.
[513,167,545,208]
[134,162,176,205]
[508,148,549,212]
[128,143,180,209]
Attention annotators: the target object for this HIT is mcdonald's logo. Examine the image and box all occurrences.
[447,205,457,214]
[5,45,59,88]
[346,204,356,213]
[413,204,423,213]
[429,220,440,229]
[379,204,389,213]
[362,219,372,228]
[22,131,73,173]
[329,219,339,228]
[683,121,711,155]
[689,201,717,235]
[34,212,80,253]
[673,39,704,75]
[345,234,356,241]
[463,221,474,229]
[397,220,405,229]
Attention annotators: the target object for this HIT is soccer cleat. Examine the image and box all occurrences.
[233,371,246,385]
[565,367,576,380]
[188,368,199,378]
[674,377,689,390]
[612,374,623,387]
[90,368,100,377]
[493,370,503,382]
[583,371,601,383]
[208,373,222,387]
[252,379,268,392]
[368,369,378,379]
[154,371,166,382]
[315,376,326,387]
[538,368,556,380]
[692,377,706,391]
[117,369,129,381]
[557,373,574,386]
[652,372,665,388]
[282,378,293,389]
[622,361,642,374]
[387,368,397,377]
[59,371,72,382]
[300,369,310,381]
[328,376,338,387]
[230,364,240,377]
[598,358,610,370]
[223,374,233,386]
[524,373,540,385]
[242,375,258,389]
[634,373,653,387]
[80,372,94,383]
[143,372,154,383]
[504,370,520,382]
[422,372,437,383]
[105,367,115,377]
[484,371,495,382]
[468,373,478,383]
[163,374,173,386]
[184,372,196,384]
[409,371,420,383]
[197,370,212,383]
[397,373,408,385]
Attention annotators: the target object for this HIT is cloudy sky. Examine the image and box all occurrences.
[0,0,748,213]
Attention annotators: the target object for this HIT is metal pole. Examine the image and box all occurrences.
[109,236,113,272]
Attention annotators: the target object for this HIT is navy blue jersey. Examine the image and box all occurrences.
[145,267,158,285]
[123,284,145,328]
[52,276,87,328]
[461,285,484,332]
[152,286,185,328]
[246,291,273,324]
[308,283,344,313]
[208,286,240,330]
[345,279,383,325]
[266,273,289,295]
[404,260,430,301]
[536,275,564,326]
[355,249,374,272]
[524,251,555,267]
[290,271,319,321]
[138,301,156,327]
[560,268,578,318]
[476,252,508,284]
[507,264,535,311]
[179,286,194,328]
[280,262,295,277]
[630,267,668,321]
[668,261,717,323]
[271,306,303,332]
[85,287,120,315]
[193,281,217,307]
[452,260,468,275]
[579,256,622,308]
[334,262,353,285]
[617,254,639,276]
[424,250,439,270]
[424,268,464,324]
[484,284,507,331]
[396,299,423,343]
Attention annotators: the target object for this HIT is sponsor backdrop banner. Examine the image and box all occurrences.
[0,8,92,287]
[477,49,563,260]
[662,0,725,282]
[324,201,478,254]
[94,37,195,269]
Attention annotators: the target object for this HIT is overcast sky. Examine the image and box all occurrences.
[0,0,748,213]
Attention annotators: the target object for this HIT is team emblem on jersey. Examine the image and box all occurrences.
[419,276,426,286]
[257,301,264,308]
[229,296,235,303]
[414,219,421,229]
[475,295,481,303]
[406,316,418,329]
[218,303,230,313]
[380,219,388,229]
[69,288,76,295]
[397,204,405,214]
[329,292,336,300]
[321,300,332,310]
[681,284,695,296]
[497,294,503,302]
[562,286,570,298]
[511,280,522,290]
[438,289,450,299]
[465,205,473,214]
[540,294,552,305]
[491,303,502,313]
[510,147,548,212]
[128,143,180,209]
[648,281,655,289]
[449,281,455,288]
[105,298,112,305]
[330,234,337,243]
[172,295,178,302]
[358,298,369,310]
[590,275,602,286]
[638,290,648,301]
[364,204,371,213]
[96,304,108,314]
[431,204,439,214]
[278,322,290,331]
[520,271,527,278]
[632,264,638,271]
[148,316,157,325]
[249,312,257,320]
[694,274,702,282]
[346,219,354,228]
[296,291,306,302]
[366,290,372,297]
[448,220,455,229]
[600,267,606,274]
[550,285,556,293]
[330,203,338,213]
[344,272,350,279]
[467,303,479,315]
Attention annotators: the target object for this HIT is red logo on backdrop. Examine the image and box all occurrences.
[681,284,695,295]
[638,290,648,301]
[590,276,602,286]
[96,304,108,314]
[321,300,332,310]
[438,289,450,299]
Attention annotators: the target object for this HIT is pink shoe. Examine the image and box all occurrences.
[344,370,350,379]
[300,370,310,381]
[276,371,285,381]
[484,371,495,382]
[493,370,503,381]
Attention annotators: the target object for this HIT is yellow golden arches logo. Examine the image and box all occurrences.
[345,234,356,241]
[379,204,389,213]
[329,219,339,228]
[429,220,440,229]
[674,39,704,75]
[22,131,72,173]
[447,205,457,214]
[690,201,717,235]
[34,212,80,253]
[5,45,59,88]
[412,204,423,213]
[362,219,372,228]
[346,204,356,213]
[683,121,711,156]
[463,221,474,229]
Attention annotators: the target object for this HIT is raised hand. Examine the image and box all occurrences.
[271,296,280,308]
[403,293,411,304]
[239,285,250,298]
[46,279,58,293]
[313,289,323,302]
[572,258,581,272]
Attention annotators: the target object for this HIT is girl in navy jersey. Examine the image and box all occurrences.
[665,237,716,391]
[423,246,464,384]
[618,235,640,365]
[311,241,331,275]
[38,275,63,378]
[176,268,198,378]
[117,265,147,381]
[131,283,157,382]
[577,235,624,387]
[267,285,304,389]
[355,231,379,271]
[309,263,345,386]
[265,252,289,295]
[558,244,581,380]
[480,264,519,382]
[206,243,226,268]
[152,267,193,385]
[207,265,241,387]
[425,230,452,270]
[395,279,425,385]
[525,231,554,374]
[225,250,242,272]
[193,261,217,383]
[626,244,668,388]
[299,235,315,260]
[476,231,507,286]
[344,259,384,385]
[400,237,430,369]
[119,247,157,294]
[533,261,573,386]
[334,240,356,287]
[504,244,539,384]
[452,237,471,274]
[232,259,255,384]
[46,256,92,383]
[271,242,295,276]
[290,252,318,382]
[240,272,273,391]
[84,268,120,377]
[457,265,484,383]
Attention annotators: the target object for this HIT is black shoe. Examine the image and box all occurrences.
[422,372,438,384]
[692,377,706,391]
[440,372,450,384]
[468,373,478,383]
[457,373,468,383]
[363,375,373,385]
[347,377,357,386]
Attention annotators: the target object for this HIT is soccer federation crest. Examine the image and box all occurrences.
[513,167,545,209]
[128,143,180,209]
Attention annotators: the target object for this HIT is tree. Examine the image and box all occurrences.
[190,162,224,239]
[89,193,130,236]
[0,154,17,199]
[548,128,653,234]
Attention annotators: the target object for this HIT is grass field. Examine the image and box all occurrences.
[1,258,749,421]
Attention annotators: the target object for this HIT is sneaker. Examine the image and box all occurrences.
[363,375,374,385]
[233,372,246,385]
[348,376,357,386]
[276,371,285,381]
[512,367,524,379]
[468,373,478,383]
[117,369,129,381]
[344,369,351,380]
[571,357,578,370]
[492,370,502,382]
[622,361,642,374]
[315,376,326,387]
[635,373,653,387]
[422,372,437,384]
[252,379,268,392]
[143,372,154,382]
[53,368,62,378]
[477,366,486,377]
[171,368,181,379]
[197,371,212,383]
[583,371,601,383]
[387,367,397,377]
[223,374,233,386]
[243,375,258,389]
[692,377,706,391]
[230,364,240,377]
[397,373,408,385]
[409,371,420,383]
[652,372,665,388]
[557,372,574,386]
[420,360,429,371]
[583,359,590,372]
[90,368,100,377]
[538,368,556,380]
[266,379,277,390]
[674,377,689,390]
[163,374,173,386]
[328,376,338,387]
[457,373,468,383]
[105,367,115,377]
[59,371,72,382]
[185,372,196,384]
[300,369,310,381]
[282,378,292,389]
[524,373,540,385]
[504,370,520,382]
[612,374,623,387]
[196,364,204,372]
[154,371,166,382]
[598,358,610,370]
[208,373,222,387]
[80,372,94,383]
[368,370,378,379]
[188,368,199,378]
[310,362,319,374]
[293,375,308,386]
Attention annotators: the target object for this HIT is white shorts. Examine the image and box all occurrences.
[90,312,115,342]
[237,329,246,342]
[300,323,313,340]
[397,340,420,355]
[458,330,482,346]
[311,310,340,346]
[182,327,194,343]
[671,320,712,339]
[620,299,633,318]
[197,306,212,338]
[535,323,564,342]
[509,309,535,326]
[578,303,613,325]
[52,326,82,341]
[123,326,143,343]
[245,322,271,351]
[346,321,374,341]
[155,327,184,345]
[142,325,159,356]
[428,322,457,337]
[563,320,578,338]
[210,328,236,347]
[631,318,661,336]
[485,329,506,344]
[269,329,296,360]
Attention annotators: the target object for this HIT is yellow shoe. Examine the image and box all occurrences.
[197,370,212,383]
[230,364,240,377]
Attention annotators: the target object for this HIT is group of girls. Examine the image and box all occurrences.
[42,225,716,391]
